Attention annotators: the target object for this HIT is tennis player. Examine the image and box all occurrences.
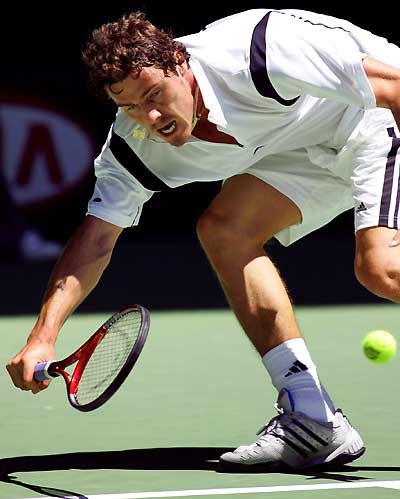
[7,8,400,470]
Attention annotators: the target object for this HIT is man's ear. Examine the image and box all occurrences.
[174,50,187,75]
[174,50,185,64]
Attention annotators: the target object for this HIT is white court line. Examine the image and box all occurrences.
[12,480,400,499]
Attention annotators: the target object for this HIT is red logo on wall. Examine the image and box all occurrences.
[1,99,95,206]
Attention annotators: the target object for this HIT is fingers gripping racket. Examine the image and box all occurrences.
[34,305,150,412]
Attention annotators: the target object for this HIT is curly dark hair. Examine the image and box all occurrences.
[82,11,190,97]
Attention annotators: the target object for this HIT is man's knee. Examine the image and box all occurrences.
[197,209,246,255]
[197,174,301,258]
[355,259,400,301]
[355,228,400,302]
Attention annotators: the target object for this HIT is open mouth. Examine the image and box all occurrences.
[158,120,176,135]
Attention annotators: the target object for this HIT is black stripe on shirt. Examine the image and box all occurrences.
[249,12,299,106]
[109,130,172,192]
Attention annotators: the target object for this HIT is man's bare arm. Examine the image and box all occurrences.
[6,215,124,393]
[363,56,400,120]
[363,56,400,246]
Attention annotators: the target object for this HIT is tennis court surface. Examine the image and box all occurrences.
[1,304,399,498]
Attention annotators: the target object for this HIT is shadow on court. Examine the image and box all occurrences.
[2,447,400,498]
[1,475,88,499]
[2,448,400,475]
[0,447,230,475]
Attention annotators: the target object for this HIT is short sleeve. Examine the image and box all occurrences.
[87,134,154,228]
[264,12,376,109]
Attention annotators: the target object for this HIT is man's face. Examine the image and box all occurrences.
[107,64,196,147]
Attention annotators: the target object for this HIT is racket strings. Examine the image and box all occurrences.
[75,311,142,405]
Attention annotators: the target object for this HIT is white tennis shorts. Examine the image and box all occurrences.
[244,108,400,246]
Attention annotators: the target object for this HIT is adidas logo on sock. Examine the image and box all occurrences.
[356,202,367,213]
[284,360,309,377]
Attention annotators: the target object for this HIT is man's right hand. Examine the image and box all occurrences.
[6,338,55,394]
[6,216,123,395]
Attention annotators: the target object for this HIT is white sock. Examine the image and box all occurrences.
[262,338,335,422]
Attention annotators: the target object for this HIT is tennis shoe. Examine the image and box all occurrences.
[219,389,365,471]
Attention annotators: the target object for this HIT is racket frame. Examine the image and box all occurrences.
[39,305,150,412]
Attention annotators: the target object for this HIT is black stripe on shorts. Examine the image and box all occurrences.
[379,128,400,228]
[109,130,172,192]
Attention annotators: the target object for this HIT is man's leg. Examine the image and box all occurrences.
[197,174,302,354]
[196,174,333,415]
[197,174,364,469]
[355,226,400,301]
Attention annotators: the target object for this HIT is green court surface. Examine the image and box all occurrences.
[1,304,399,499]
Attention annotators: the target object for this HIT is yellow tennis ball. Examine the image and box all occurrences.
[362,330,397,364]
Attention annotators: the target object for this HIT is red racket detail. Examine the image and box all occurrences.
[34,305,150,411]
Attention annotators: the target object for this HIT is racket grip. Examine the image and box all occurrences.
[34,361,57,381]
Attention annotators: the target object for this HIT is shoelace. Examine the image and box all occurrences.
[256,403,291,440]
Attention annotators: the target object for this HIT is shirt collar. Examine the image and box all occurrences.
[189,57,227,128]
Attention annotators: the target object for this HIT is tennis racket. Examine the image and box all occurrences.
[34,304,150,412]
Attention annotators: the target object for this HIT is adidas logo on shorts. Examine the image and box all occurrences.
[356,202,367,213]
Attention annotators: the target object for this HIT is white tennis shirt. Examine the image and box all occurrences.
[87,9,395,231]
